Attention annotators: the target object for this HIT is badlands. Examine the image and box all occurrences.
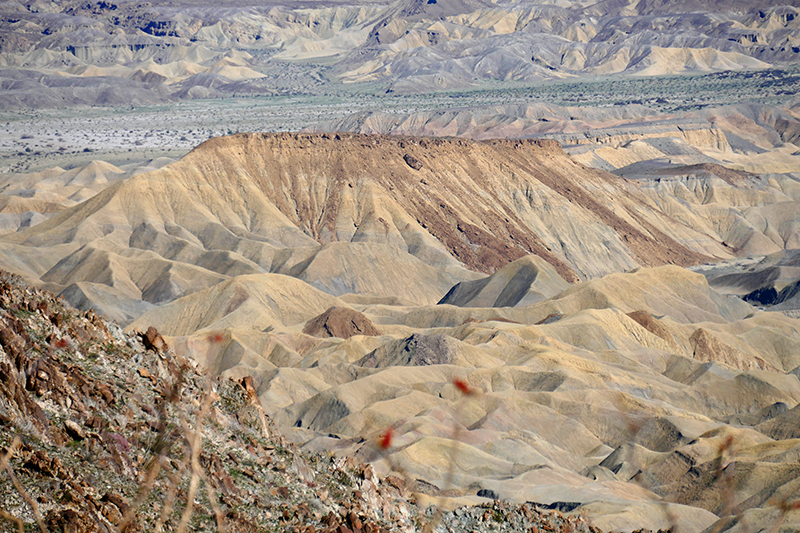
[2,0,800,532]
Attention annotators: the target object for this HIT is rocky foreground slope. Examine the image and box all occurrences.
[0,269,600,532]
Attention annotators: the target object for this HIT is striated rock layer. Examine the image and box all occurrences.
[1,133,720,319]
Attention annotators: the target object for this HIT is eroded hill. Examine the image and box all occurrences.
[0,133,722,316]
[2,132,800,531]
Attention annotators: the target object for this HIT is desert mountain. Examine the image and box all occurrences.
[310,100,800,172]
[0,132,728,324]
[310,100,800,265]
[1,0,799,107]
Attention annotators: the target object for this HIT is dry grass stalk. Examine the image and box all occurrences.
[118,339,224,533]
[239,375,271,440]
[198,468,225,531]
[153,462,187,533]
[1,437,48,533]
[0,437,19,472]
[766,497,800,533]
[421,377,479,533]
[708,436,750,533]
[116,456,164,532]
[117,360,189,532]
[176,386,217,533]
[0,509,24,533]
[370,376,480,533]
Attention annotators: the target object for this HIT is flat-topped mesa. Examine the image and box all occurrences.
[184,132,713,279]
[6,132,716,292]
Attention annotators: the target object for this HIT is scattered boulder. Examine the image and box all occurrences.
[403,153,423,170]
[64,420,86,441]
[45,508,100,533]
[101,492,130,515]
[138,325,167,353]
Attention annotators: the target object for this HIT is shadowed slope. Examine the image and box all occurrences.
[439,254,570,307]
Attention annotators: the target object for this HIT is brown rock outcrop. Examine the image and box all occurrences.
[302,306,380,339]
[689,328,776,371]
[138,325,167,353]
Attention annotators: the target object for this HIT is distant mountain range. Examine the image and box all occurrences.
[2,0,800,106]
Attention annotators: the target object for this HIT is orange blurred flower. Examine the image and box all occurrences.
[453,377,474,396]
[379,428,394,450]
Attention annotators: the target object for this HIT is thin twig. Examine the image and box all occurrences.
[119,359,188,532]
[766,497,800,533]
[116,456,164,532]
[0,509,24,533]
[422,378,478,533]
[0,438,19,471]
[198,469,226,533]
[154,461,187,533]
[176,389,215,533]
[1,437,48,533]
[242,376,270,440]
[176,466,201,533]
[708,436,751,533]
